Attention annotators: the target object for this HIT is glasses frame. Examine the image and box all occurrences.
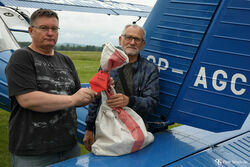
[32,25,60,32]
[122,34,144,43]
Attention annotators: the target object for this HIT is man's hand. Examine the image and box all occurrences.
[83,130,95,152]
[72,88,97,107]
[106,93,129,108]
[110,77,114,87]
[15,89,96,112]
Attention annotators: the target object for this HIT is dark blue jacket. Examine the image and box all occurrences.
[86,56,160,131]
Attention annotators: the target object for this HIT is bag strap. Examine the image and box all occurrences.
[118,67,131,97]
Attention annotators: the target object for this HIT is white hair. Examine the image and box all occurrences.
[121,24,146,41]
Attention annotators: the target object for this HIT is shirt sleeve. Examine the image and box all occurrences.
[5,49,37,97]
[85,96,101,131]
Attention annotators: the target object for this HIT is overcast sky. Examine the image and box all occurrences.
[24,0,156,46]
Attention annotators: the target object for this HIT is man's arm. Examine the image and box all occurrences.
[83,130,95,152]
[106,93,129,108]
[107,64,160,114]
[84,95,101,151]
[16,88,96,112]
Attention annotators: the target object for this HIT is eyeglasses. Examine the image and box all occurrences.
[122,34,144,43]
[32,25,60,32]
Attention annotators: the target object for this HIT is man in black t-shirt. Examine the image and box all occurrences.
[5,8,96,167]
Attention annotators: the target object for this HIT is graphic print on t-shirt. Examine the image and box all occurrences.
[35,57,76,95]
[29,54,78,147]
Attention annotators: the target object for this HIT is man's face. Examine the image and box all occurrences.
[29,16,59,50]
[119,26,145,57]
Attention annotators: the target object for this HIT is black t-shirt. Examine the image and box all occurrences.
[5,47,81,155]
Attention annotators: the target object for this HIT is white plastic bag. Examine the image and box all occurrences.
[91,91,154,156]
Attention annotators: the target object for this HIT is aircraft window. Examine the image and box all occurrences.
[12,31,31,46]
[0,17,19,52]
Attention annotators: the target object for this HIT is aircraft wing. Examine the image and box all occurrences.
[50,114,250,167]
[0,0,152,17]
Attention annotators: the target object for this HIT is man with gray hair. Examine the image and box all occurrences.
[83,24,160,152]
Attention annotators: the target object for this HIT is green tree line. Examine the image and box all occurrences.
[18,42,103,51]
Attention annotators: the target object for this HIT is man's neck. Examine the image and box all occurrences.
[128,54,139,63]
[29,44,54,56]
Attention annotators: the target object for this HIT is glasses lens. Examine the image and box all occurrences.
[123,35,142,43]
[33,25,59,32]
[39,26,49,31]
[51,27,59,32]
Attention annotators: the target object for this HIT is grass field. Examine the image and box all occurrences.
[0,110,11,167]
[60,51,101,83]
[0,51,101,167]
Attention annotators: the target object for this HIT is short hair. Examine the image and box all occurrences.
[121,24,146,41]
[30,8,59,26]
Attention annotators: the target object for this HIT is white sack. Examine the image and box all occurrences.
[91,91,154,156]
[100,42,129,71]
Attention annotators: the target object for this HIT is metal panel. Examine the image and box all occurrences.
[76,105,88,144]
[49,114,250,167]
[141,0,221,127]
[0,50,12,111]
[167,132,250,167]
[0,0,151,17]
[76,83,90,144]
[169,0,250,132]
